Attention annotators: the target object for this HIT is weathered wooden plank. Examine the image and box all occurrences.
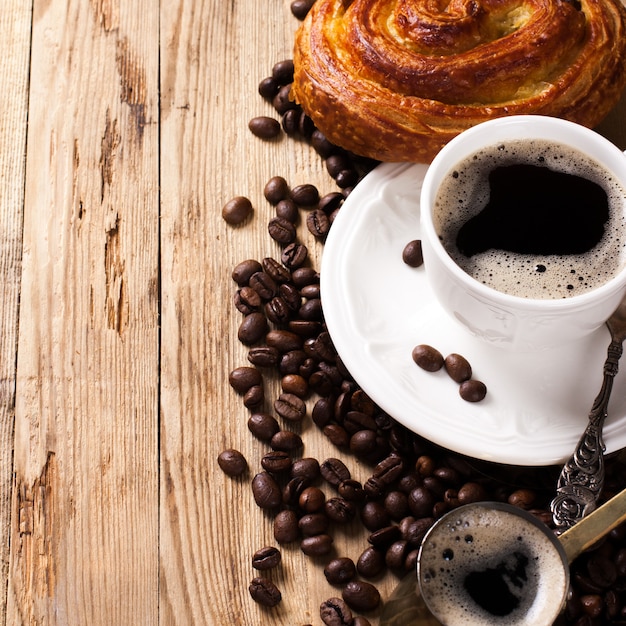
[0,4,34,624]
[7,1,160,623]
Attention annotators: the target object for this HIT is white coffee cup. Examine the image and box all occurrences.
[420,115,626,351]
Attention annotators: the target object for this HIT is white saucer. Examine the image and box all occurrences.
[321,162,626,466]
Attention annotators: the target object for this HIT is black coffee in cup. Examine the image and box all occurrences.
[418,504,568,625]
[434,139,626,299]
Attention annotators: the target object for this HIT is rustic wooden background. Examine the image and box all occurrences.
[0,1,625,624]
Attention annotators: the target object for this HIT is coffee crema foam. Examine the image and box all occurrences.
[434,140,626,299]
[418,505,567,626]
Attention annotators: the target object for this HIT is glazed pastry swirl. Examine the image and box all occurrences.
[292,0,626,162]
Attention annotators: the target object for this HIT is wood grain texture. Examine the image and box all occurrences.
[0,3,32,621]
[8,1,159,623]
[1,0,625,625]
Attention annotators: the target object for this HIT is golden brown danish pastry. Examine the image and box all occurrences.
[292,0,626,162]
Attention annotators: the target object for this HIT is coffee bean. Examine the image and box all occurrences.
[281,242,308,269]
[412,344,444,372]
[360,501,390,531]
[384,491,410,520]
[258,74,279,99]
[217,449,248,477]
[274,392,306,422]
[249,576,281,607]
[311,129,336,158]
[320,458,351,487]
[299,486,326,513]
[261,451,292,474]
[272,84,297,114]
[320,597,353,626]
[268,216,297,244]
[324,424,350,448]
[283,476,311,507]
[350,430,378,456]
[248,412,280,441]
[281,374,308,398]
[243,384,264,409]
[301,534,334,556]
[457,481,487,504]
[271,59,295,84]
[324,557,356,585]
[444,353,472,383]
[247,345,280,368]
[264,176,290,204]
[342,580,381,612]
[459,379,487,402]
[357,546,386,578]
[265,297,292,324]
[279,283,302,311]
[282,108,301,136]
[290,0,315,19]
[275,198,299,222]
[402,239,424,267]
[291,183,319,206]
[248,116,281,140]
[222,196,253,225]
[232,259,263,286]
[338,479,365,503]
[386,540,410,571]
[325,497,356,524]
[237,312,268,345]
[336,169,360,189]
[252,546,282,570]
[409,486,436,518]
[249,271,278,300]
[270,429,303,452]
[237,285,262,311]
[306,209,330,238]
[274,509,300,544]
[251,472,282,509]
[267,329,303,353]
[402,517,434,548]
[228,366,262,394]
[299,513,329,537]
[368,525,401,549]
[508,488,536,509]
[291,266,319,287]
[291,457,320,481]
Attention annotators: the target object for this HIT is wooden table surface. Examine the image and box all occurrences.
[1,2,626,625]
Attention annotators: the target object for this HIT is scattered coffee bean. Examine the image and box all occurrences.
[291,183,319,206]
[357,546,386,578]
[412,344,444,372]
[301,533,334,556]
[320,458,351,487]
[274,509,300,544]
[252,546,282,571]
[459,379,487,402]
[299,486,326,513]
[228,366,262,394]
[264,176,290,204]
[299,513,330,537]
[320,597,353,626]
[444,353,472,383]
[291,0,315,19]
[342,580,381,612]
[222,196,253,225]
[270,429,303,452]
[402,239,424,267]
[268,216,297,244]
[237,311,268,345]
[274,392,307,422]
[248,412,280,441]
[251,472,282,509]
[249,577,281,607]
[261,450,292,474]
[324,557,356,585]
[217,449,248,477]
[271,59,294,84]
[248,116,281,140]
[232,259,263,286]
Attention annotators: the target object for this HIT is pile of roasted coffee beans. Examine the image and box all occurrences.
[219,7,626,619]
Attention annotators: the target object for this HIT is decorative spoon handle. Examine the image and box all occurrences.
[551,337,623,533]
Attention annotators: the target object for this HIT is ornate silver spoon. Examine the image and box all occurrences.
[551,295,626,532]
